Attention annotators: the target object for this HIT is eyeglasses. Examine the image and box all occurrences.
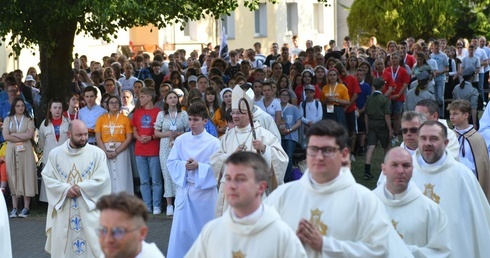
[97,226,138,240]
[306,146,340,157]
[401,127,418,134]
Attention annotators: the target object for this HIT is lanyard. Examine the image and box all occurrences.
[281,103,289,115]
[403,54,407,65]
[10,115,24,131]
[374,71,381,78]
[169,111,178,126]
[391,66,400,81]
[329,83,338,96]
[67,111,78,122]
[108,113,119,137]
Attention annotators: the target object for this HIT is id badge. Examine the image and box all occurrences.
[15,143,25,152]
[107,142,116,152]
[169,125,177,131]
[327,105,335,113]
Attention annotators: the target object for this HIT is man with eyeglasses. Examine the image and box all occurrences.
[211,86,288,217]
[97,192,165,258]
[411,120,490,257]
[376,111,426,187]
[186,152,307,257]
[265,120,412,257]
[373,147,450,257]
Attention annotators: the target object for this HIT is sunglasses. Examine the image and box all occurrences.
[401,127,418,134]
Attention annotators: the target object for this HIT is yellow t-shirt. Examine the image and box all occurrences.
[321,83,350,105]
[95,113,133,142]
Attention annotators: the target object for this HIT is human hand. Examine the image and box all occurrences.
[185,159,198,170]
[296,219,323,252]
[252,140,265,152]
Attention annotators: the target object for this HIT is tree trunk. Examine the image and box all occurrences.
[39,20,78,113]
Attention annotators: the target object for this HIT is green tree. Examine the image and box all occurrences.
[0,0,329,108]
[347,0,459,46]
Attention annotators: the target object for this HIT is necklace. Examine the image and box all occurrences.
[235,128,253,151]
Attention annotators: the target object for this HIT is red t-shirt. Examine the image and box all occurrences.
[340,74,361,113]
[51,117,62,141]
[131,107,160,156]
[404,54,416,69]
[382,66,410,102]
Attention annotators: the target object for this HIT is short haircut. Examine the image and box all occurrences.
[306,120,349,149]
[96,192,148,222]
[419,120,448,140]
[135,55,144,62]
[151,61,161,67]
[416,99,439,115]
[447,99,471,114]
[139,87,156,99]
[225,152,268,183]
[402,111,427,124]
[186,101,209,119]
[83,86,98,97]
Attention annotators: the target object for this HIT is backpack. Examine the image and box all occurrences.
[302,99,319,118]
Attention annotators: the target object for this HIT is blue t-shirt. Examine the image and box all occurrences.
[281,104,302,143]
[356,81,372,110]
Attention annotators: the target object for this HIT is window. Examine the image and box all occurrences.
[313,3,324,34]
[287,3,298,35]
[222,11,236,39]
[254,3,267,37]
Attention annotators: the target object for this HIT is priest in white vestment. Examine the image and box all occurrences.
[42,120,111,258]
[186,152,307,258]
[211,86,288,217]
[265,120,413,258]
[412,120,490,257]
[414,99,459,160]
[166,103,221,258]
[374,147,450,257]
[0,189,12,258]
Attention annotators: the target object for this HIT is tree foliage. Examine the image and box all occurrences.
[347,0,489,46]
[0,0,329,109]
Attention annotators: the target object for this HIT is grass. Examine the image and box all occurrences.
[350,145,386,190]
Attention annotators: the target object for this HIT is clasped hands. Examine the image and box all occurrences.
[67,185,81,199]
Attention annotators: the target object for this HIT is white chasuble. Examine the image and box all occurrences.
[42,140,111,258]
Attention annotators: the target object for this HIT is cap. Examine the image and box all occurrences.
[372,78,385,88]
[304,84,315,91]
[187,75,198,83]
[25,75,35,82]
[416,71,430,81]
[174,88,184,98]
[232,86,254,110]
[462,67,476,76]
[418,65,432,74]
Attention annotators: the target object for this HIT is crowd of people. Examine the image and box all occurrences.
[1,34,490,257]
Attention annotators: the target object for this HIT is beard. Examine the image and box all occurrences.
[70,138,87,149]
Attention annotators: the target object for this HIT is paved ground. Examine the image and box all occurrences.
[9,212,172,257]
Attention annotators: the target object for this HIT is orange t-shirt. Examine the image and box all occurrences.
[321,83,350,106]
[95,113,133,142]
